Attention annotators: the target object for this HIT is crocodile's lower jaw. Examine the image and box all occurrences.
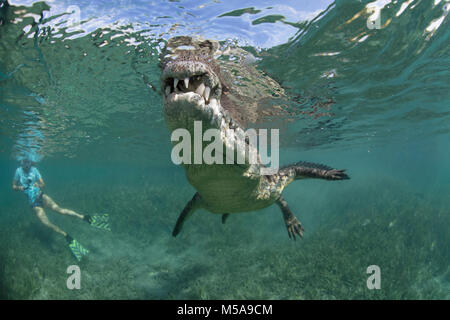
[164,91,222,131]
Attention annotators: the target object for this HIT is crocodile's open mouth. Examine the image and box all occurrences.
[161,60,222,116]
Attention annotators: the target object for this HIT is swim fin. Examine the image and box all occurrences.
[84,214,111,231]
[66,234,89,262]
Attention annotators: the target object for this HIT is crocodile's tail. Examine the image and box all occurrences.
[277,161,349,182]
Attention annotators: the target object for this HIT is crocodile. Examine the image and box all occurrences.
[160,36,349,240]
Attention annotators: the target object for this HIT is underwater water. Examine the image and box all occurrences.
[0,0,449,299]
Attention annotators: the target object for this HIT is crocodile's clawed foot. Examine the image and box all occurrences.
[325,169,349,180]
[276,197,305,241]
[285,216,304,241]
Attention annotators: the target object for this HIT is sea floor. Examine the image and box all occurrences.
[0,173,448,299]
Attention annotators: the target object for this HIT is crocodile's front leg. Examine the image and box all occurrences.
[172,192,202,237]
[275,196,304,240]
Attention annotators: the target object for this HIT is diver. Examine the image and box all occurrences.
[12,159,110,261]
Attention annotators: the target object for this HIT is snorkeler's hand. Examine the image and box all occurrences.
[34,179,45,189]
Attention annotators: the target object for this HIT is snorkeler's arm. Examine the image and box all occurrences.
[34,178,45,189]
[32,168,45,188]
[12,180,23,191]
[12,169,23,191]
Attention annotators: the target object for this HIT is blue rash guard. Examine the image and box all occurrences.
[14,166,44,208]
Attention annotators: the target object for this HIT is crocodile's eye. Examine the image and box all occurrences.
[199,40,213,49]
[199,40,218,55]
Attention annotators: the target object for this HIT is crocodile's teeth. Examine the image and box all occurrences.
[174,78,179,89]
[209,97,217,109]
[196,83,205,96]
[204,86,211,101]
[209,98,220,115]
[165,86,170,96]
[184,77,189,88]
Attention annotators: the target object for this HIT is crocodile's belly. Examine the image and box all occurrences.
[184,164,274,213]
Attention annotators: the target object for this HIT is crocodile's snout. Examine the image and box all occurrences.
[161,36,224,126]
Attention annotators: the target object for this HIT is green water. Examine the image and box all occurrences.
[0,0,449,299]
